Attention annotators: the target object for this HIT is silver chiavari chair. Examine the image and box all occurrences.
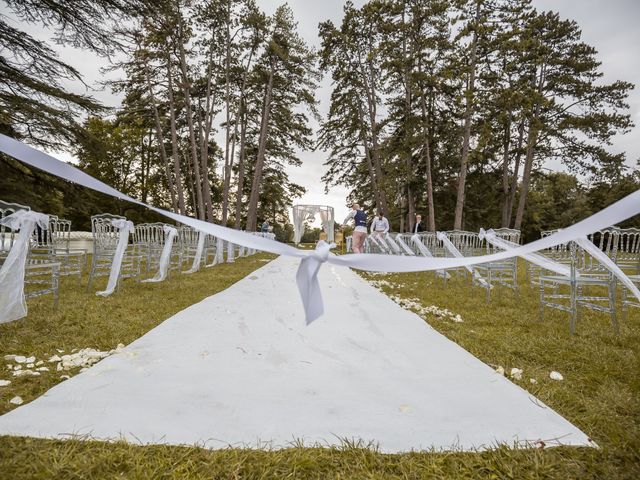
[475,228,520,302]
[49,217,87,282]
[88,213,141,290]
[539,228,620,335]
[1,201,60,308]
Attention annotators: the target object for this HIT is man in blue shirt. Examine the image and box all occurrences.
[343,203,367,253]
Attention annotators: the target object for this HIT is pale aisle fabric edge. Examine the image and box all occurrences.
[1,133,639,324]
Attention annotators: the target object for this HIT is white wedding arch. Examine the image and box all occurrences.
[292,204,335,244]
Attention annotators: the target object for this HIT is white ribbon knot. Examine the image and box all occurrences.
[296,240,336,325]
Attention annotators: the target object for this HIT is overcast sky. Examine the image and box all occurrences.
[6,0,639,224]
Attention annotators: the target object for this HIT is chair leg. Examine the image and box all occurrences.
[569,280,578,335]
[610,281,620,335]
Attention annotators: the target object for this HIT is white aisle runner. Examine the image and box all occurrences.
[0,256,591,452]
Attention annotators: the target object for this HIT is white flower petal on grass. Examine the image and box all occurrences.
[48,355,61,363]
[510,368,523,380]
[495,366,505,376]
[36,367,49,372]
[3,354,17,361]
[6,364,13,370]
[530,378,537,384]
[25,356,35,363]
[60,375,70,380]
[26,363,34,368]
[550,371,564,381]
[35,360,43,366]
[0,380,11,387]
[9,396,23,405]
[14,356,26,364]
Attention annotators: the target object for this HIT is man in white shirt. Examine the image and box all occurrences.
[343,203,367,253]
[370,211,389,237]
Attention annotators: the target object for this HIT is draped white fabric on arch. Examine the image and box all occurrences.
[292,205,335,244]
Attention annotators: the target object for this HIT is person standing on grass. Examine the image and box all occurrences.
[261,220,269,233]
[343,203,367,253]
[414,214,425,234]
[370,211,389,237]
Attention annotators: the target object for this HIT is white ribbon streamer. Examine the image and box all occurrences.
[479,228,572,277]
[0,210,49,323]
[394,235,416,256]
[96,219,134,297]
[410,235,450,279]
[142,225,177,283]
[384,234,402,254]
[369,234,389,254]
[436,232,490,288]
[185,232,206,274]
[2,133,640,324]
[575,236,640,300]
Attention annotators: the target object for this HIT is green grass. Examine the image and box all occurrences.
[1,258,639,479]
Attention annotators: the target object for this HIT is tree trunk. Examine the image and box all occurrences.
[234,103,248,229]
[198,40,219,223]
[165,48,186,215]
[513,124,538,230]
[177,20,210,221]
[500,119,512,227]
[506,121,525,226]
[359,56,388,214]
[357,102,381,210]
[420,89,436,231]
[143,58,177,212]
[221,6,233,225]
[453,0,481,230]
[246,68,274,231]
[513,64,545,231]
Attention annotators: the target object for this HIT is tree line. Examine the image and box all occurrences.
[0,0,637,240]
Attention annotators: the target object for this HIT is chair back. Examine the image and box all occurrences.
[91,213,128,254]
[0,200,31,253]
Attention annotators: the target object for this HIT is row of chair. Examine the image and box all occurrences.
[350,227,640,334]
[1,202,274,311]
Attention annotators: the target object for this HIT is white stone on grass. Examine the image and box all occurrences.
[25,356,35,364]
[48,355,61,363]
[0,380,11,387]
[9,396,23,405]
[550,371,564,381]
[3,355,16,361]
[530,378,537,384]
[14,356,26,364]
[495,366,505,376]
[510,368,523,380]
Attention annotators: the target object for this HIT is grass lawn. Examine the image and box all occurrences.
[1,256,639,479]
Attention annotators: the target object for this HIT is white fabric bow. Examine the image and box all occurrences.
[296,240,335,324]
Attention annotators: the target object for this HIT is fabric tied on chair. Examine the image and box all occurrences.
[437,232,490,288]
[96,219,134,297]
[479,228,573,277]
[142,225,178,283]
[574,236,640,301]
[185,232,206,274]
[0,210,49,323]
